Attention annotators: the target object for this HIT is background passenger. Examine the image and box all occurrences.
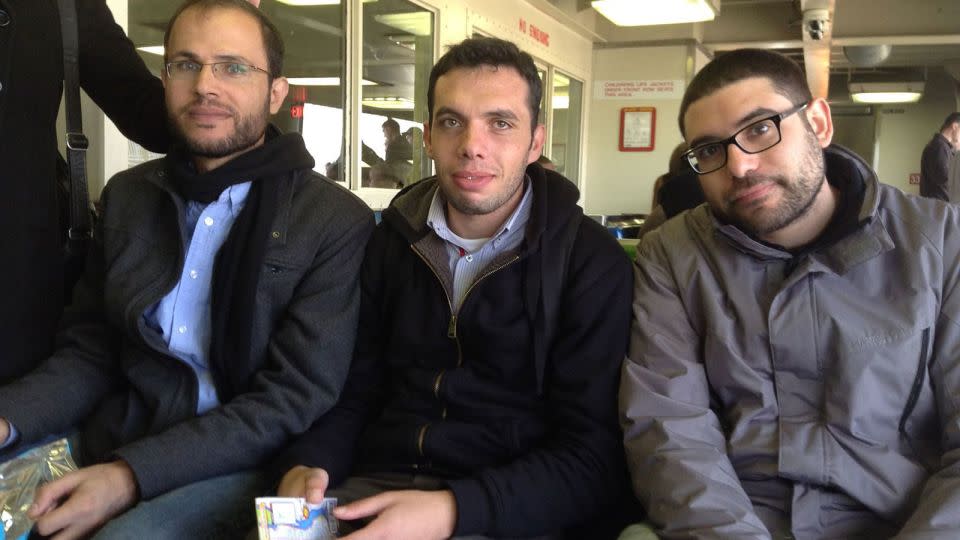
[0,1,372,537]
[919,111,960,200]
[622,48,960,538]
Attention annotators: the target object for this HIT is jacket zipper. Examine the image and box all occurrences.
[899,327,930,435]
[409,245,521,456]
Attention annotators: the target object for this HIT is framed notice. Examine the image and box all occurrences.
[619,107,656,152]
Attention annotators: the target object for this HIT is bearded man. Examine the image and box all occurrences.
[621,48,960,538]
[0,1,372,538]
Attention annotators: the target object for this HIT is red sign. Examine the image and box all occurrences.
[290,104,304,119]
[519,18,550,47]
[909,173,920,185]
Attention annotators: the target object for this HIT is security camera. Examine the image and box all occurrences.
[803,8,830,41]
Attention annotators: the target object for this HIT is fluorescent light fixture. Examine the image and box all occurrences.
[137,45,165,56]
[287,77,377,86]
[552,95,569,109]
[849,81,924,104]
[362,97,414,110]
[276,0,375,5]
[591,0,719,26]
[375,12,432,36]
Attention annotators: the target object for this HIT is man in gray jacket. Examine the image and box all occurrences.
[622,48,960,539]
[0,1,372,538]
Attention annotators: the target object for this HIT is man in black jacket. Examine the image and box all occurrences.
[272,37,633,539]
[0,1,372,538]
[919,112,960,200]
[0,0,169,384]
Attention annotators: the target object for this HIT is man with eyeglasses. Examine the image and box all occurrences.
[0,1,372,538]
[621,48,960,538]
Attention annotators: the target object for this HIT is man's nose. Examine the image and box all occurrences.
[458,123,487,159]
[724,143,760,178]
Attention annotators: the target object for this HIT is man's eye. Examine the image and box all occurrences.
[439,118,460,128]
[176,61,201,73]
[223,63,249,76]
[746,121,772,138]
[695,144,722,160]
[493,120,512,130]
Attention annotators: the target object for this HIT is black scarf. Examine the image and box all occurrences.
[166,125,315,401]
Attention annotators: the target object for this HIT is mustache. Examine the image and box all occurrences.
[182,98,236,114]
[725,174,787,204]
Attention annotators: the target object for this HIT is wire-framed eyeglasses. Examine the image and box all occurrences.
[165,60,270,83]
[684,102,809,174]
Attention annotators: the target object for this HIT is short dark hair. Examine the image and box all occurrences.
[941,112,960,131]
[164,0,285,79]
[427,37,542,132]
[679,49,812,137]
[382,118,400,132]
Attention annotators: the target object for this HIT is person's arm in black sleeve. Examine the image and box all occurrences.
[77,0,170,153]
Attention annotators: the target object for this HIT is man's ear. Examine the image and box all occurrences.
[805,97,834,148]
[268,77,289,114]
[527,124,546,164]
[422,121,434,159]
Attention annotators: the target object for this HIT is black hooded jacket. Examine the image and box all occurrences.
[272,164,633,537]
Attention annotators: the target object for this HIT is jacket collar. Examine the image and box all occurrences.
[383,163,582,254]
[143,158,299,246]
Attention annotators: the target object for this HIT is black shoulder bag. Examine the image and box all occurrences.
[57,0,93,301]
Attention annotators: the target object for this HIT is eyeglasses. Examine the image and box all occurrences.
[684,102,809,174]
[165,60,270,83]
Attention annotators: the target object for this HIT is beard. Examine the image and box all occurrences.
[721,127,826,237]
[169,98,270,159]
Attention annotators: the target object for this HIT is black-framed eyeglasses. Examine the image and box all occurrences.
[684,102,809,174]
[165,60,270,83]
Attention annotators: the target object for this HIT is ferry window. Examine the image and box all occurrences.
[360,0,435,188]
[550,71,583,186]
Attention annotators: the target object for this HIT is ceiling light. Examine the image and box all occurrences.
[552,95,569,109]
[375,12,432,36]
[287,77,377,86]
[849,81,924,104]
[591,0,719,26]
[137,46,165,56]
[362,97,414,110]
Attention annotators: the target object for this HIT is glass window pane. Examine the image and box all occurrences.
[360,0,434,188]
[551,71,582,186]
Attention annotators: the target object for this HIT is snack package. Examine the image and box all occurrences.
[255,497,338,540]
[0,438,78,540]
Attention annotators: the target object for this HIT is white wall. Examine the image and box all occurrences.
[584,45,688,215]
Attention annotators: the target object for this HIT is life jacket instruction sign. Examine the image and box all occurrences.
[595,80,684,100]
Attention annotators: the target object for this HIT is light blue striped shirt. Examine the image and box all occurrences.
[144,182,252,414]
[426,178,532,311]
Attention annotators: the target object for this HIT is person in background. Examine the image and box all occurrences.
[536,154,557,171]
[270,36,634,540]
[0,0,171,385]
[637,142,704,239]
[0,1,372,537]
[622,48,960,538]
[919,112,960,200]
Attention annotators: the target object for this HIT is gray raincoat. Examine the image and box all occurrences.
[622,145,960,539]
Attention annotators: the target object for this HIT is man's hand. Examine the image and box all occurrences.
[334,489,456,540]
[278,465,330,504]
[28,461,139,540]
[0,418,9,444]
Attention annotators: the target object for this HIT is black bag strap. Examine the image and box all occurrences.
[58,0,92,255]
